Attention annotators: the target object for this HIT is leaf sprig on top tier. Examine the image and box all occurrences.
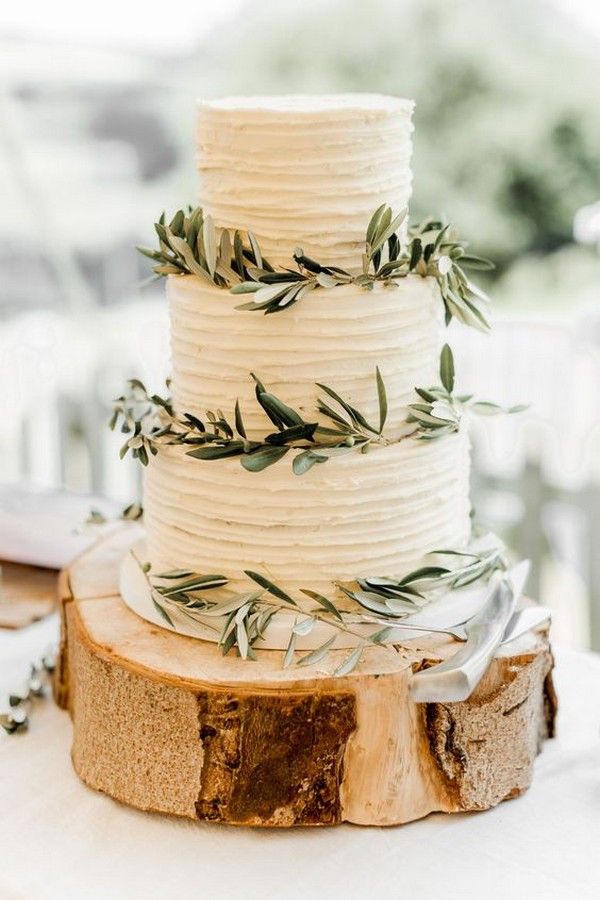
[406,344,528,440]
[137,207,251,287]
[405,217,494,331]
[137,204,494,330]
[141,543,507,675]
[110,369,390,475]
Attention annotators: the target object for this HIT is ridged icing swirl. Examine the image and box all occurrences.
[168,274,445,439]
[141,94,473,594]
[144,431,471,596]
[196,94,414,270]
[142,272,472,593]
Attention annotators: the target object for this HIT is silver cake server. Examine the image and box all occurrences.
[408,560,530,703]
[374,602,549,645]
[501,605,551,645]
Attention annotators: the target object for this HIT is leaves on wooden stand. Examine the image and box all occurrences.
[140,541,507,677]
[244,570,298,606]
[334,645,365,676]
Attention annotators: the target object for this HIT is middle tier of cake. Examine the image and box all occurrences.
[168,273,446,440]
[143,429,471,596]
[144,271,472,595]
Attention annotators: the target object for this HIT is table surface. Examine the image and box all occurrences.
[1,616,599,900]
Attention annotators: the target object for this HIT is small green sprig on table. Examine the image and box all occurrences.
[142,543,507,676]
[137,204,494,330]
[1,651,56,735]
[84,503,143,526]
[137,207,248,288]
[110,369,391,475]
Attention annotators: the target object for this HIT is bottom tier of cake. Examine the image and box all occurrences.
[55,526,556,828]
[143,429,472,596]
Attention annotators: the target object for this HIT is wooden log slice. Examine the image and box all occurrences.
[55,527,556,827]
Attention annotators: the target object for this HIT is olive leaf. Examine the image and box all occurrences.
[292,617,316,636]
[440,343,455,394]
[151,593,175,628]
[297,636,337,667]
[300,588,344,622]
[292,450,323,476]
[234,399,247,438]
[376,366,387,434]
[241,446,290,472]
[283,630,297,668]
[334,645,364,676]
[156,573,227,596]
[154,569,196,579]
[244,571,298,606]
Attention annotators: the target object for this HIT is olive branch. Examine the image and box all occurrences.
[138,204,494,331]
[1,651,56,735]
[110,369,391,474]
[111,347,526,471]
[142,543,507,676]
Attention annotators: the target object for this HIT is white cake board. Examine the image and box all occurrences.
[119,539,493,651]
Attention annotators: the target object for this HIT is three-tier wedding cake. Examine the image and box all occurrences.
[141,95,471,598]
[56,94,554,828]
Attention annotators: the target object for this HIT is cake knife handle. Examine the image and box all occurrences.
[408,577,516,704]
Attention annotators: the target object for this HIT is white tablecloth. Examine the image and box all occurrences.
[1,616,599,900]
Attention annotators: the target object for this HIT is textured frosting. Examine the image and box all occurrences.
[168,274,445,439]
[144,430,471,596]
[196,94,414,269]
[141,93,473,594]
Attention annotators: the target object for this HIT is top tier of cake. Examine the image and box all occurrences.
[196,94,414,270]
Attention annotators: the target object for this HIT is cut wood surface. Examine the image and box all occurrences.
[0,560,58,629]
[56,526,557,827]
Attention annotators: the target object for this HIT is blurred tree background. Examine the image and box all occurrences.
[181,0,600,305]
[3,0,599,314]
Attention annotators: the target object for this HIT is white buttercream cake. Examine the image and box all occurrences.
[142,94,472,595]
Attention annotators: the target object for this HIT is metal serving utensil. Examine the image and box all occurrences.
[372,603,550,644]
[499,605,551,645]
[408,560,531,703]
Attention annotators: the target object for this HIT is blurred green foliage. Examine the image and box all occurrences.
[194,0,600,291]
